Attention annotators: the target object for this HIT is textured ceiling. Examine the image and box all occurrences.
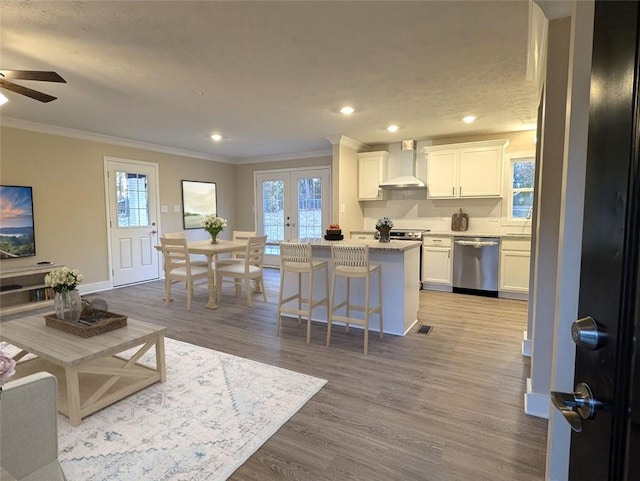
[0,1,539,162]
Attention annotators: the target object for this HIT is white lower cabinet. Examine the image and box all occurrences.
[499,238,531,299]
[422,236,452,291]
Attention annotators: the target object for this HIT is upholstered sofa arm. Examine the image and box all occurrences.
[0,372,67,481]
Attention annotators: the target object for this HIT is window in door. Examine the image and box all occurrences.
[116,171,150,227]
[297,177,324,239]
[261,179,285,256]
[255,167,330,265]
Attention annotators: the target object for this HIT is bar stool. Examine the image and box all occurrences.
[276,241,329,344]
[327,244,383,355]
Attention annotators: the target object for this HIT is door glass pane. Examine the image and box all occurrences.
[116,171,149,227]
[262,180,284,255]
[297,177,323,239]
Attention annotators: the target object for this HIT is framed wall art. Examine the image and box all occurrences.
[181,180,217,229]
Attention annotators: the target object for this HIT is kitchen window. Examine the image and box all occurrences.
[503,153,535,225]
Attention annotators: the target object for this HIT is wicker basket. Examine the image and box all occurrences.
[44,311,127,337]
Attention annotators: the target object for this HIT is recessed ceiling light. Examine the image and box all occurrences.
[0,93,7,106]
[210,134,222,142]
[340,106,354,115]
[462,115,477,124]
[387,125,399,132]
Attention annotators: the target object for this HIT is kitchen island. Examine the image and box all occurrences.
[280,239,421,336]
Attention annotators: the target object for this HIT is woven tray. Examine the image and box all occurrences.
[44,311,127,337]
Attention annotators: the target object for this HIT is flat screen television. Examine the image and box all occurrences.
[0,185,36,259]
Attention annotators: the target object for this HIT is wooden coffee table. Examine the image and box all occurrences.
[0,315,166,426]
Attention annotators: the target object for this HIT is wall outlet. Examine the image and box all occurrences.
[489,216,499,222]
[441,216,448,222]
[161,205,168,213]
[173,205,181,213]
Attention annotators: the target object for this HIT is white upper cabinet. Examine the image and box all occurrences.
[424,150,457,197]
[424,140,507,199]
[358,151,389,200]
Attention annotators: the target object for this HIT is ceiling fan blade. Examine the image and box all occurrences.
[0,79,57,103]
[0,70,66,83]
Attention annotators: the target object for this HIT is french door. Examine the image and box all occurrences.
[255,167,330,265]
[105,157,160,286]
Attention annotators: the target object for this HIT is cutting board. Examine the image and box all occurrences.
[451,208,469,231]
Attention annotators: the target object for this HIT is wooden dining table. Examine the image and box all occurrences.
[156,239,247,309]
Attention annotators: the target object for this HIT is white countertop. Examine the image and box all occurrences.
[425,232,531,239]
[350,230,531,239]
[303,238,421,252]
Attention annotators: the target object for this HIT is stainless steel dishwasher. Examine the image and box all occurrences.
[452,237,500,296]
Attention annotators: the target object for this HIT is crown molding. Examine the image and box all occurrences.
[235,149,332,165]
[325,135,369,151]
[534,0,571,20]
[0,117,235,164]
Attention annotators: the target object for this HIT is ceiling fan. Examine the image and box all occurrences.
[0,70,66,103]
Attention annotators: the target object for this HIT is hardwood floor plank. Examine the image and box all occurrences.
[2,269,547,480]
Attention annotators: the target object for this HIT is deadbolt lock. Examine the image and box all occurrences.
[571,316,604,350]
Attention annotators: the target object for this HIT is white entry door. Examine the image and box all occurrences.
[255,168,331,266]
[105,158,160,286]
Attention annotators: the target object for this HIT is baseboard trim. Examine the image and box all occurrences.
[421,283,452,292]
[524,377,550,419]
[499,291,529,300]
[522,330,532,357]
[78,281,112,295]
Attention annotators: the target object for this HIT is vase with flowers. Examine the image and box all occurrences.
[45,267,84,322]
[201,215,228,244]
[375,217,394,243]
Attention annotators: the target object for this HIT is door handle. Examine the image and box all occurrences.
[550,383,602,432]
[572,316,605,350]
[150,230,157,235]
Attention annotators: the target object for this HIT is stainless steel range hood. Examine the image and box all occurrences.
[379,140,427,190]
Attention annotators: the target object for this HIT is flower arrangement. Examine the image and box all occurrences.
[44,267,83,293]
[375,217,394,232]
[201,215,228,236]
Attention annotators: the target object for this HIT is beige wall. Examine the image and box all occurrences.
[234,155,331,230]
[0,127,234,286]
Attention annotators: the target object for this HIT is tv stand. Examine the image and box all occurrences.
[0,264,63,316]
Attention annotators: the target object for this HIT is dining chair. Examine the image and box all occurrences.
[160,236,209,310]
[215,235,267,307]
[163,231,209,267]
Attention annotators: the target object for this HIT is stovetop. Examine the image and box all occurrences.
[388,229,431,240]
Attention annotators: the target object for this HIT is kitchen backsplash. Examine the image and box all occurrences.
[362,191,532,235]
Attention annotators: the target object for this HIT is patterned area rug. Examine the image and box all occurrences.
[2,338,327,481]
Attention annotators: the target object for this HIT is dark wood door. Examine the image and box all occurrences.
[566,2,640,480]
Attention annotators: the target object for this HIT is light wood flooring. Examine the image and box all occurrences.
[3,269,548,480]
